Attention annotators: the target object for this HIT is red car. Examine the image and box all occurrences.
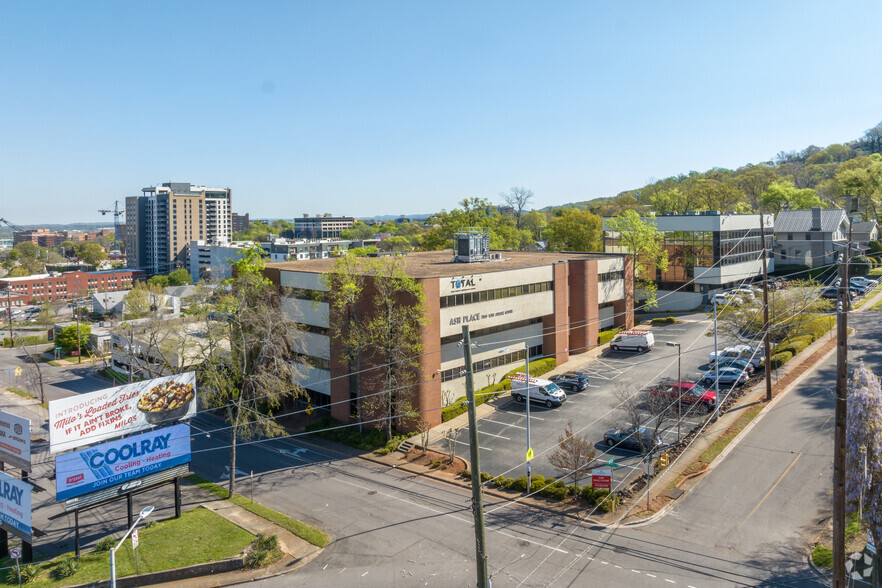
[651,382,716,414]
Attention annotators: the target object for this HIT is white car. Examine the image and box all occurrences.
[712,292,742,306]
[851,277,878,289]
[709,345,764,368]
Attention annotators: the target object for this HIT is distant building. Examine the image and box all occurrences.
[294,214,355,239]
[13,229,69,247]
[260,238,354,262]
[851,220,879,248]
[604,211,774,311]
[773,207,851,268]
[109,318,226,378]
[126,182,232,276]
[188,240,252,282]
[232,212,250,233]
[0,269,141,308]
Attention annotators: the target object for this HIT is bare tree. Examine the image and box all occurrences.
[18,341,46,404]
[500,186,534,230]
[548,420,596,490]
[445,427,460,464]
[418,420,431,456]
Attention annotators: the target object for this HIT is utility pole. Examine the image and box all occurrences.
[4,289,11,347]
[712,296,720,420]
[461,326,489,588]
[74,299,82,364]
[832,199,854,587]
[759,213,772,402]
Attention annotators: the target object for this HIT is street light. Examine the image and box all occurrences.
[712,296,720,421]
[499,345,532,490]
[110,505,154,588]
[666,341,682,441]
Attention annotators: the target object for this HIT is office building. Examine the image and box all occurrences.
[294,214,356,239]
[232,212,250,233]
[264,239,633,428]
[126,182,232,275]
[0,269,140,308]
[188,240,252,282]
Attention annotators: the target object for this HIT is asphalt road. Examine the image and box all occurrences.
[449,316,749,487]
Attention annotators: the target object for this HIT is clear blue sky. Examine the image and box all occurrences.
[2,1,881,224]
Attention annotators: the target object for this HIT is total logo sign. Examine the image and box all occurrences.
[449,275,481,292]
[55,424,191,502]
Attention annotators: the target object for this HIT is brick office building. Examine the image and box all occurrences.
[0,269,141,308]
[264,243,633,428]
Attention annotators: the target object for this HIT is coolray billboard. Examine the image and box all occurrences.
[0,411,31,471]
[49,372,196,454]
[55,424,191,502]
[0,471,32,540]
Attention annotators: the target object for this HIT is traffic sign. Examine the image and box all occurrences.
[525,447,534,461]
[9,547,21,559]
[606,458,620,468]
[592,468,612,490]
[305,404,314,416]
[132,530,139,549]
[13,368,21,377]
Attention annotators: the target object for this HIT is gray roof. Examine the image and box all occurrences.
[165,285,200,298]
[774,209,848,234]
[852,221,878,234]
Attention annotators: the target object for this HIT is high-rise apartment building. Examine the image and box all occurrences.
[126,182,231,275]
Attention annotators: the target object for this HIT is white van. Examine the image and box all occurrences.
[508,374,567,407]
[609,329,655,352]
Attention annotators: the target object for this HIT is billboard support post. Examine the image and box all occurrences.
[74,511,80,559]
[174,478,181,519]
[126,494,133,530]
[21,541,31,564]
[0,529,7,558]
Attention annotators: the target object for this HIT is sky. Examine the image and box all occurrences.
[2,1,882,224]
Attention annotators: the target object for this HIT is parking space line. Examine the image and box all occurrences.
[455,439,492,451]
[483,419,526,430]
[475,430,510,440]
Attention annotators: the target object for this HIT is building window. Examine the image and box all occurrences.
[597,270,624,283]
[440,281,553,309]
[283,287,328,303]
[440,317,543,346]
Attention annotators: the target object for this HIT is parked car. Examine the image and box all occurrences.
[700,366,749,386]
[715,358,756,374]
[609,330,655,352]
[709,344,764,368]
[712,292,743,306]
[821,286,857,300]
[509,376,567,407]
[602,426,661,453]
[730,287,756,300]
[851,276,879,288]
[548,372,589,392]
[650,381,716,414]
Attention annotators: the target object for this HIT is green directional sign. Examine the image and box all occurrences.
[607,458,621,468]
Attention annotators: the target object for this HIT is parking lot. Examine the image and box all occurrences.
[441,314,749,489]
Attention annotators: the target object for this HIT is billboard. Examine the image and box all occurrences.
[49,372,196,454]
[55,424,191,502]
[0,411,31,471]
[0,471,32,540]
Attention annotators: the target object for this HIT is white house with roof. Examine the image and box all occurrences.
[851,220,879,249]
[773,207,850,268]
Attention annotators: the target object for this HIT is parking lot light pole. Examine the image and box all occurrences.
[110,505,154,588]
[666,342,681,441]
[499,346,531,490]
[713,297,720,421]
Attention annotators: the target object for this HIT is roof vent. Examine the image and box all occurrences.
[454,228,491,263]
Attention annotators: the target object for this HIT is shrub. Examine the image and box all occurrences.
[598,328,622,345]
[650,317,677,325]
[595,491,619,513]
[431,460,442,468]
[93,536,116,552]
[510,476,529,492]
[768,351,793,369]
[540,485,568,500]
[852,255,873,276]
[796,316,835,342]
[567,484,577,496]
[479,472,491,483]
[306,416,393,451]
[529,474,546,493]
[772,335,812,357]
[7,564,39,584]
[3,335,48,348]
[581,486,598,504]
[52,559,79,580]
[811,544,833,567]
[461,469,472,479]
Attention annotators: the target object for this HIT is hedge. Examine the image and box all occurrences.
[794,316,835,342]
[598,327,622,345]
[772,335,813,357]
[441,357,557,422]
[580,486,619,512]
[3,335,48,347]
[768,351,793,369]
[650,316,677,325]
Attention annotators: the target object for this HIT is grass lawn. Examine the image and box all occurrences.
[1,507,253,587]
[6,388,29,399]
[187,475,329,548]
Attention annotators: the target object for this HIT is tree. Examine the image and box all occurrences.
[846,363,882,585]
[340,222,378,240]
[733,165,777,211]
[199,245,303,498]
[377,236,413,254]
[147,274,170,288]
[56,324,91,354]
[520,210,548,241]
[760,181,823,213]
[650,188,690,214]
[604,210,669,308]
[545,208,603,252]
[500,186,534,230]
[74,243,107,266]
[548,419,596,490]
[123,282,166,319]
[167,268,193,287]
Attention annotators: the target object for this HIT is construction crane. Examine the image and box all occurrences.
[0,218,26,233]
[98,201,125,251]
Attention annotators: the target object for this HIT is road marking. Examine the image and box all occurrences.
[631,569,641,573]
[820,413,833,429]
[665,579,676,584]
[454,439,491,451]
[335,479,568,554]
[474,430,510,440]
[738,452,803,529]
[483,419,526,430]
[646,573,656,578]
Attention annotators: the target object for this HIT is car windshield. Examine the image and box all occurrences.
[545,383,561,394]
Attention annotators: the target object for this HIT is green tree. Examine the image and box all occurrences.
[74,243,107,266]
[650,188,689,214]
[520,210,548,241]
[605,210,669,308]
[56,324,91,354]
[167,268,193,286]
[377,236,414,253]
[199,244,303,497]
[123,282,166,319]
[760,181,823,213]
[147,274,170,288]
[733,165,777,211]
[340,222,378,240]
[545,208,603,252]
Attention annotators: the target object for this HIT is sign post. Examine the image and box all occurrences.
[132,530,139,573]
[10,546,21,588]
[592,468,612,490]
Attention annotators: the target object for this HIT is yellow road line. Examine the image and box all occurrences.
[820,413,833,429]
[738,452,803,530]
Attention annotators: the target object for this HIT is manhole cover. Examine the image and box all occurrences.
[368,490,377,495]
[666,488,684,500]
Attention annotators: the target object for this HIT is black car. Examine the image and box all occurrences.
[549,372,589,391]
[821,287,856,300]
[602,426,660,453]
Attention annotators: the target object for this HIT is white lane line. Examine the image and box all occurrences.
[665,580,676,584]
[475,430,511,440]
[646,574,656,578]
[483,419,527,430]
[631,569,641,573]
[336,478,568,554]
[454,439,492,451]
[601,561,608,565]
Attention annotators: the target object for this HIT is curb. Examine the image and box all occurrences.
[806,552,832,583]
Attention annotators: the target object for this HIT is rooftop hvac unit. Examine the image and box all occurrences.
[454,228,491,263]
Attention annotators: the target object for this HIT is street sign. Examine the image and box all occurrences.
[525,447,534,461]
[606,458,620,468]
[13,368,21,377]
[592,468,612,490]
[131,530,139,549]
[9,547,20,559]
[305,404,314,416]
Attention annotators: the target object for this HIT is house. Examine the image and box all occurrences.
[851,220,879,249]
[91,290,127,315]
[773,207,850,267]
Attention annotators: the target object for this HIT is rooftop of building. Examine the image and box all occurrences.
[266,249,619,278]
[773,208,848,234]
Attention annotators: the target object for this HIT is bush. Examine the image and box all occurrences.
[598,328,622,345]
[811,544,833,567]
[7,564,39,584]
[595,491,619,513]
[306,416,394,451]
[431,460,442,468]
[852,255,873,276]
[768,351,793,369]
[540,485,568,500]
[509,476,529,492]
[580,486,599,503]
[3,335,48,348]
[461,469,472,479]
[529,474,546,493]
[52,558,79,580]
[93,536,116,552]
[479,472,491,483]
[772,335,813,357]
[567,484,577,496]
[650,317,677,325]
[796,316,835,342]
